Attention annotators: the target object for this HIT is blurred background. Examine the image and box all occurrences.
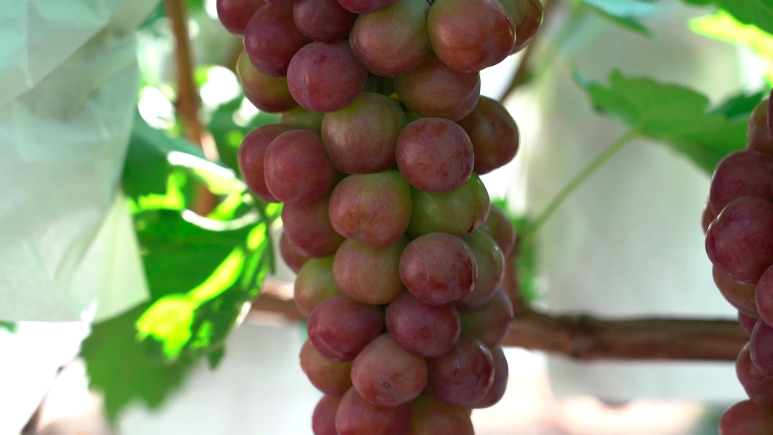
[1,0,770,433]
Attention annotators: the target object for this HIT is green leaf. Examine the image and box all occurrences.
[208,97,281,173]
[80,305,198,423]
[207,346,226,369]
[715,0,773,37]
[574,70,748,174]
[491,200,540,305]
[690,11,773,84]
[577,0,658,36]
[0,321,17,333]
[709,90,766,119]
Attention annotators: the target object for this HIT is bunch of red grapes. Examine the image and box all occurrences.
[216,0,542,433]
[704,92,773,434]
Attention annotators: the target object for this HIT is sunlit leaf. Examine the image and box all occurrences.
[578,0,658,36]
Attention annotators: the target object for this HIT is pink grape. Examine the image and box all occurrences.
[479,204,516,257]
[333,238,408,305]
[351,334,428,407]
[719,400,773,435]
[329,170,412,249]
[751,319,773,377]
[349,0,431,76]
[748,99,773,157]
[426,333,495,407]
[236,51,297,113]
[300,340,352,397]
[394,54,480,120]
[712,266,757,316]
[442,79,481,121]
[216,0,264,35]
[756,264,773,326]
[407,173,490,238]
[282,194,344,257]
[736,342,773,408]
[705,196,773,285]
[740,311,759,337]
[396,118,474,193]
[264,129,337,204]
[427,0,515,73]
[498,0,544,54]
[322,92,407,174]
[312,395,340,435]
[702,201,716,234]
[336,388,413,435]
[459,289,513,347]
[457,96,520,174]
[336,0,401,14]
[294,257,341,317]
[385,292,462,358]
[293,0,357,42]
[287,41,368,113]
[308,295,384,362]
[709,150,773,214]
[472,345,509,408]
[458,231,506,310]
[243,2,310,76]
[279,231,311,273]
[281,107,324,133]
[237,124,292,203]
[399,233,477,306]
[407,394,474,435]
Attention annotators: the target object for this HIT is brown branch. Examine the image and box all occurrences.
[499,0,560,103]
[165,0,219,215]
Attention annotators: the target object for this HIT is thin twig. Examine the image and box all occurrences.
[165,0,219,215]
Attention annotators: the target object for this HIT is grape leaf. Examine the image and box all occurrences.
[80,305,198,423]
[708,89,766,119]
[574,70,747,174]
[577,0,658,36]
[492,200,540,305]
[0,321,16,333]
[715,0,773,37]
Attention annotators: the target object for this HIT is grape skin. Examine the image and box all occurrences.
[479,204,517,257]
[236,51,297,113]
[459,289,514,347]
[216,0,264,35]
[457,96,520,175]
[312,395,341,435]
[300,340,353,397]
[705,196,773,285]
[399,233,477,306]
[279,231,311,273]
[408,393,474,435]
[719,400,773,435]
[427,0,515,73]
[740,311,759,337]
[263,129,337,204]
[287,41,368,113]
[751,319,773,377]
[747,99,773,157]
[442,79,482,121]
[322,92,407,174]
[426,333,495,407]
[329,170,413,249]
[396,118,474,193]
[712,266,757,316]
[293,0,357,42]
[736,343,773,408]
[702,201,716,234]
[351,334,428,407]
[498,0,543,54]
[472,345,509,408]
[408,173,490,238]
[394,54,481,120]
[237,124,292,203]
[756,264,773,326]
[281,107,325,133]
[335,0,401,14]
[709,150,773,215]
[294,257,341,317]
[308,295,385,362]
[282,194,344,257]
[458,232,506,310]
[243,2,310,77]
[335,388,413,435]
[333,238,409,305]
[386,292,462,358]
[349,0,431,77]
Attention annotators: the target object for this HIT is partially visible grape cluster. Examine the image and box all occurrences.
[704,92,773,434]
[217,0,542,433]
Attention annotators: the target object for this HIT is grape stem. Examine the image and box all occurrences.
[519,125,642,249]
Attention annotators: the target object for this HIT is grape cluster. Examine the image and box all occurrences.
[217,0,542,433]
[704,94,773,434]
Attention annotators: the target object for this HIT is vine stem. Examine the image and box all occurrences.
[520,126,642,248]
